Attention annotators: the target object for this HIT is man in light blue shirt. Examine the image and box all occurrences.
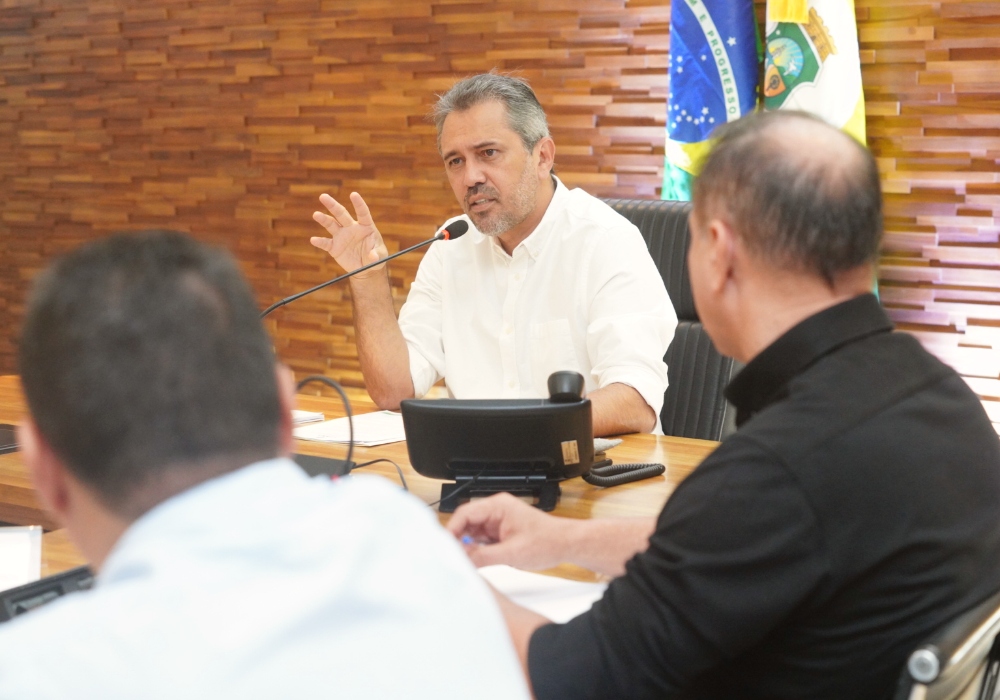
[0,231,529,699]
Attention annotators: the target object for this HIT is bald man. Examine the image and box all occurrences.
[448,112,1000,699]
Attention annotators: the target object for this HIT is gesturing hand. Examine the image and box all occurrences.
[446,493,572,571]
[311,192,389,279]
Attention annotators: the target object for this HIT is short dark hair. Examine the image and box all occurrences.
[432,73,550,152]
[18,231,282,517]
[693,111,882,283]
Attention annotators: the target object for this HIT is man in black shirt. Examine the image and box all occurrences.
[447,111,1000,699]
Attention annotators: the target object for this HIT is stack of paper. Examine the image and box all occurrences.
[291,410,324,425]
[293,410,406,447]
[0,526,41,593]
[479,565,608,623]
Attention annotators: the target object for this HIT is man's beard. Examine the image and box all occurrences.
[464,160,538,237]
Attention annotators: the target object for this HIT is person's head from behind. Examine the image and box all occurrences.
[18,231,293,565]
[687,111,883,362]
[432,72,555,237]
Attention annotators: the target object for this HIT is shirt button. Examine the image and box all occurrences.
[513,273,522,282]
[507,380,515,388]
[504,325,513,334]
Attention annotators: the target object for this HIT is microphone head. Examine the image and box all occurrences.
[548,371,585,403]
[441,220,469,240]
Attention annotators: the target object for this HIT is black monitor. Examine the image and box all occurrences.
[400,376,593,512]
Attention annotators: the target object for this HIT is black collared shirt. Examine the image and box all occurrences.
[529,294,1000,700]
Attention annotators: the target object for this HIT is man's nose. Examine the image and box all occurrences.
[463,161,487,189]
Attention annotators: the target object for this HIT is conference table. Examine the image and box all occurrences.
[0,375,719,582]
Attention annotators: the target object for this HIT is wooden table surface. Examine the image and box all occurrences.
[0,375,719,580]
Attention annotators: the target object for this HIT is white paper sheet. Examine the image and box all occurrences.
[293,410,406,447]
[291,410,324,425]
[0,526,42,593]
[479,565,608,623]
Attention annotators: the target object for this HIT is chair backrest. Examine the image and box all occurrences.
[602,198,739,442]
[895,589,1000,700]
[603,199,697,321]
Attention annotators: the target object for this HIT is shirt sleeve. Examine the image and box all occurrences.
[527,436,827,699]
[397,239,446,398]
[584,225,676,418]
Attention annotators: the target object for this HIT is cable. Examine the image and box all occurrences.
[583,462,665,487]
[295,375,353,469]
[352,458,408,492]
[426,469,486,509]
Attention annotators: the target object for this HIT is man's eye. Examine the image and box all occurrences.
[448,158,463,167]
[483,149,497,157]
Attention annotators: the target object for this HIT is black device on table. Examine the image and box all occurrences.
[0,566,94,623]
[401,371,596,513]
[0,424,17,456]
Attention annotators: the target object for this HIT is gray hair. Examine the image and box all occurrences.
[433,73,550,152]
[693,111,882,284]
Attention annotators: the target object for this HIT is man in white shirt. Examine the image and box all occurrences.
[0,231,529,700]
[311,74,677,436]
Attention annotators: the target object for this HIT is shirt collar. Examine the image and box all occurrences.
[471,175,566,261]
[518,175,566,260]
[724,294,893,426]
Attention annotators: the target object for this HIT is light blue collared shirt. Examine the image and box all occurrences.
[0,458,529,699]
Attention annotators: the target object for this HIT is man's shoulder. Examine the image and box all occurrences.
[0,474,528,698]
[549,188,653,270]
[0,585,116,694]
[739,329,999,494]
[559,187,637,234]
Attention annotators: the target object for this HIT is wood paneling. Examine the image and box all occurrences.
[0,0,997,433]
[0,0,671,391]
[859,0,1000,433]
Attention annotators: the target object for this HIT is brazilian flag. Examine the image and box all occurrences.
[663,0,760,201]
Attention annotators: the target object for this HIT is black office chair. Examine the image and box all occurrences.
[603,198,740,442]
[895,589,1000,700]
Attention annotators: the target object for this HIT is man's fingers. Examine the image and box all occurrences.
[309,236,333,252]
[318,193,341,215]
[312,210,339,232]
[448,497,508,538]
[318,193,357,229]
[467,541,518,568]
[447,503,492,538]
[350,192,375,227]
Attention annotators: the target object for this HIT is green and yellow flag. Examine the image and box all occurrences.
[764,0,866,144]
[766,0,875,294]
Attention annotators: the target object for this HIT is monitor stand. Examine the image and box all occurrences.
[437,474,561,513]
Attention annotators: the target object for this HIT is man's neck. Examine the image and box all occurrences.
[72,450,278,571]
[496,175,557,256]
[736,266,876,364]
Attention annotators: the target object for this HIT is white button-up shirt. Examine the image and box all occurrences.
[399,178,676,417]
[0,459,529,700]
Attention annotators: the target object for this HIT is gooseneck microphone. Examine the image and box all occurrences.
[261,219,469,318]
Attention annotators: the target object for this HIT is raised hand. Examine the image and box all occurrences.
[446,492,571,571]
[311,192,389,279]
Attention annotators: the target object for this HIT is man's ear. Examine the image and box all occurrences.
[275,364,296,457]
[705,217,738,295]
[534,136,555,178]
[17,419,71,527]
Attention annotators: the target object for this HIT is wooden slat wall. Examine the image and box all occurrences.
[0,0,997,432]
[858,1,1000,434]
